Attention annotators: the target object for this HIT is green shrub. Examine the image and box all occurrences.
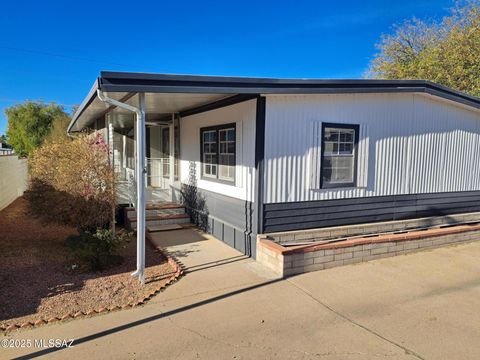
[66,229,131,271]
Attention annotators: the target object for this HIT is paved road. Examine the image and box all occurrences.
[3,229,480,359]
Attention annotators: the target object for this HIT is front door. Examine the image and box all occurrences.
[146,123,179,202]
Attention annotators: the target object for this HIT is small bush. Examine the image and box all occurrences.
[66,229,131,271]
[26,133,116,232]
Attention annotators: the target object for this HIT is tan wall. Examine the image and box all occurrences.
[0,155,28,210]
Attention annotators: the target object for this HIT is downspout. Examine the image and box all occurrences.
[97,89,146,284]
[106,113,116,234]
[169,113,175,194]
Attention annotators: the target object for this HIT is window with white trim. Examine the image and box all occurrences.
[321,123,359,188]
[201,124,236,182]
[218,128,235,181]
[202,130,217,177]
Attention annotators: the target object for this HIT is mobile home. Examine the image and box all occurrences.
[68,72,480,276]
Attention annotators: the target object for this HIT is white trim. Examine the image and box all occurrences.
[179,99,256,201]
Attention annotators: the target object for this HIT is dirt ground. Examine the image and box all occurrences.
[0,197,175,327]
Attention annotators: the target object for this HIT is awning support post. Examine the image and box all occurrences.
[106,113,116,234]
[169,114,175,193]
[135,93,146,284]
[97,90,146,285]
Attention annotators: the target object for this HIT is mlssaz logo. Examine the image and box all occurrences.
[34,339,74,349]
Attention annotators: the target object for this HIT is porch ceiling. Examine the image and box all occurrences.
[69,88,231,132]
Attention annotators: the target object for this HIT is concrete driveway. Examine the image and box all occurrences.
[3,228,480,360]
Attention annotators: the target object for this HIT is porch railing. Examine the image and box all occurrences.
[146,157,178,189]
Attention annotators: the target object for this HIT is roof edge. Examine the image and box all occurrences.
[98,72,480,107]
[68,72,480,133]
[67,78,100,133]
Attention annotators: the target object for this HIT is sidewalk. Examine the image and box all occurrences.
[4,228,480,359]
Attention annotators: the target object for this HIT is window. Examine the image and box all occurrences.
[201,124,236,182]
[202,130,217,177]
[219,128,235,181]
[321,123,359,188]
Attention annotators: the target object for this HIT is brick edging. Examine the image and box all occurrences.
[260,222,480,255]
[1,236,185,334]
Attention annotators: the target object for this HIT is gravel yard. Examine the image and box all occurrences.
[0,197,175,328]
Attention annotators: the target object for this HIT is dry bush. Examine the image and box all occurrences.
[26,133,116,232]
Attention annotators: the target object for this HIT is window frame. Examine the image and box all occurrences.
[320,122,359,189]
[201,129,218,179]
[200,123,236,184]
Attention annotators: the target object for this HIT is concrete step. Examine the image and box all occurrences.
[147,224,183,232]
[130,213,191,231]
[126,207,186,220]
[125,202,185,212]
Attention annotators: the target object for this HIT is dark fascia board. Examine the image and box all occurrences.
[98,72,480,108]
[180,94,257,118]
[68,72,480,133]
[101,71,428,86]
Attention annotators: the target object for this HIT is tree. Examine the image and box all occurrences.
[46,111,71,142]
[5,102,70,157]
[367,1,480,97]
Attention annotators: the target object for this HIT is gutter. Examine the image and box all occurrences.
[97,89,146,284]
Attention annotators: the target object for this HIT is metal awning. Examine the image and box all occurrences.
[68,84,231,132]
[68,71,480,133]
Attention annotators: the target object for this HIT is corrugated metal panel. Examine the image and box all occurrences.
[308,121,322,189]
[264,93,480,204]
[262,190,480,233]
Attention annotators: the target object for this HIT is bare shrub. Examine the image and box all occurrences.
[26,133,116,232]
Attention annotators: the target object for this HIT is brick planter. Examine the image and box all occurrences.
[257,223,480,277]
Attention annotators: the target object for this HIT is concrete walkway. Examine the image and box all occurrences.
[4,229,480,360]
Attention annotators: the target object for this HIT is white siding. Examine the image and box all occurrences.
[264,93,480,203]
[179,99,257,202]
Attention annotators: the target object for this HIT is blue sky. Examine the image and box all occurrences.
[0,0,454,135]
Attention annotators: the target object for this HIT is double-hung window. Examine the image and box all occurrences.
[202,130,218,178]
[321,123,359,188]
[201,123,236,182]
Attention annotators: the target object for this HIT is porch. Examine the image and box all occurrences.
[67,72,265,283]
[108,113,180,205]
